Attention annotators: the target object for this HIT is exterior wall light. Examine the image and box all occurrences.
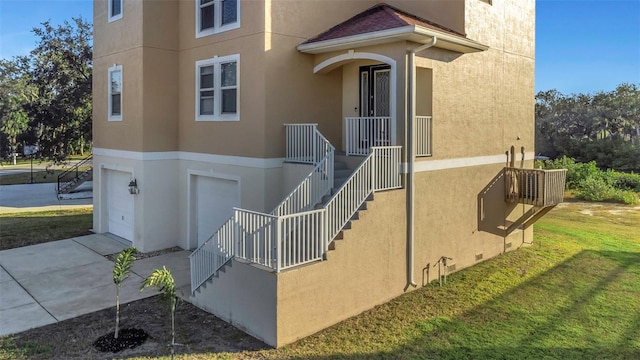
[128,178,139,194]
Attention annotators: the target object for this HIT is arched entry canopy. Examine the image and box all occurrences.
[297,3,487,155]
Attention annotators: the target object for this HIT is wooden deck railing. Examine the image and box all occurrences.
[504,168,567,206]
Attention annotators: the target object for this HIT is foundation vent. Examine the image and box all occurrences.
[505,242,512,249]
[475,253,483,261]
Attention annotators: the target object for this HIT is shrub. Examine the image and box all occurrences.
[542,156,600,190]
[609,189,639,205]
[575,177,611,202]
[613,172,640,192]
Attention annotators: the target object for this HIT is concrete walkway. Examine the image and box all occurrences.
[0,234,191,336]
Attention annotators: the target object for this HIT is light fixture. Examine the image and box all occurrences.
[128,178,139,195]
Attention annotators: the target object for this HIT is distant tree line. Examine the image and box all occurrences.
[0,17,92,163]
[536,83,640,172]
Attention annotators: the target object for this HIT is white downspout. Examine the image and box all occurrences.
[406,37,437,289]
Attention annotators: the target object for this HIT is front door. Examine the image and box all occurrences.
[359,65,391,147]
[360,64,390,117]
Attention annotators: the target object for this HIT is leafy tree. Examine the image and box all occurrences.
[140,266,179,359]
[536,83,640,171]
[113,247,137,339]
[0,17,92,163]
[28,18,93,161]
[0,58,33,160]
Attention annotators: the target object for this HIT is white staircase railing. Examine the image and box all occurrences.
[326,146,402,240]
[273,124,334,216]
[190,127,402,293]
[191,124,334,292]
[190,216,235,292]
[345,116,391,156]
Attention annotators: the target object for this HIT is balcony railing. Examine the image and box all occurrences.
[415,116,432,157]
[504,168,567,207]
[345,117,391,156]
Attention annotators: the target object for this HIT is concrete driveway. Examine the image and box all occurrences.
[0,234,191,336]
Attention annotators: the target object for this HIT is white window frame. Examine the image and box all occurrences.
[195,0,240,38]
[195,54,239,121]
[108,0,123,22]
[108,65,123,121]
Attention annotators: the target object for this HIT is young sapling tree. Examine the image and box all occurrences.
[113,246,137,339]
[141,266,179,359]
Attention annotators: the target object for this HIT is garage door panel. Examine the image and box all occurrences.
[196,176,239,247]
[107,170,134,241]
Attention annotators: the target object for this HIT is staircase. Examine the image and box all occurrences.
[190,124,402,293]
[57,155,93,198]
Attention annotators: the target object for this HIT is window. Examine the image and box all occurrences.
[195,54,239,121]
[109,0,123,22]
[196,0,239,38]
[108,65,123,121]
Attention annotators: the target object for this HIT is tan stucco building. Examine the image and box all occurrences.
[92,0,565,348]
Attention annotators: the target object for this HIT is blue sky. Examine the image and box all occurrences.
[0,0,638,95]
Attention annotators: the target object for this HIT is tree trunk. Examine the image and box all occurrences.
[115,287,120,339]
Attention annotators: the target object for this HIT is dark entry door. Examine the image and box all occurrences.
[360,64,390,117]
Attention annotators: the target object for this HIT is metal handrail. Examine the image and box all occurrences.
[56,155,93,194]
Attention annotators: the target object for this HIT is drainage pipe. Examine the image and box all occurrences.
[406,37,437,289]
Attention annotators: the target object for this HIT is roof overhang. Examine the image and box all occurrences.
[297,25,489,55]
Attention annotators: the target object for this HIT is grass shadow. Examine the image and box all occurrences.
[266,249,640,360]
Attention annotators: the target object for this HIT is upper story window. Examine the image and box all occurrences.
[109,0,123,22]
[195,54,239,121]
[196,0,240,38]
[108,65,123,121]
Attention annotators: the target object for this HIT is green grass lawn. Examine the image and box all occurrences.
[0,209,93,250]
[1,202,638,359]
[233,202,638,360]
[0,170,68,185]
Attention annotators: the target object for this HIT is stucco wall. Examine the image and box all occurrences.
[275,160,533,346]
[276,190,408,347]
[190,259,278,347]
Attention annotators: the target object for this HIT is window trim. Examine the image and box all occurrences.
[195,0,240,38]
[195,54,240,122]
[108,65,123,121]
[108,0,123,23]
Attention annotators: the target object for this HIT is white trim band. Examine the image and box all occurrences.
[402,152,536,173]
[93,148,285,169]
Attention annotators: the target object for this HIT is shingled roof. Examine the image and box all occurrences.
[301,3,465,45]
[297,3,487,55]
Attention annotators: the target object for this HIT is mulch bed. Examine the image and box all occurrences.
[104,246,183,261]
[6,295,268,359]
[93,328,149,353]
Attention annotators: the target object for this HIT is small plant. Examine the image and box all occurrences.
[141,266,179,359]
[113,247,137,339]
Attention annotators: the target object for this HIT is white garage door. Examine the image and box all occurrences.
[196,176,239,247]
[107,170,134,241]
